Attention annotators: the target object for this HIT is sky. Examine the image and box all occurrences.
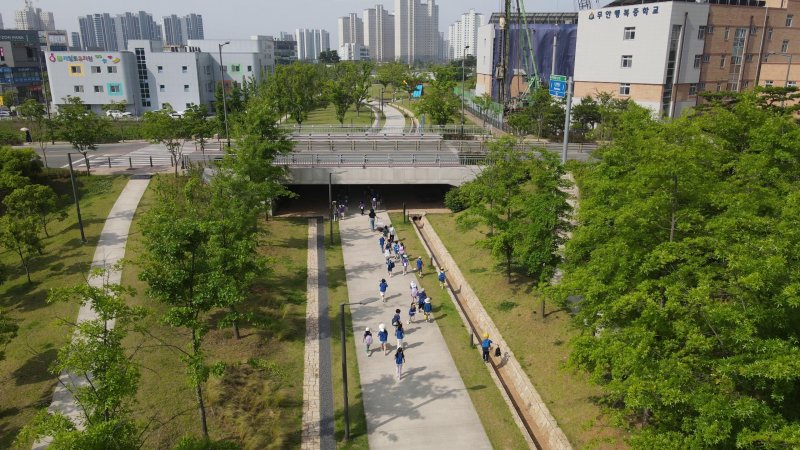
[0,0,577,44]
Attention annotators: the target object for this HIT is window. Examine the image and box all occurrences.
[157,66,163,73]
[702,55,710,63]
[231,64,241,72]
[73,85,84,93]
[247,65,253,72]
[109,84,121,94]
[619,83,630,95]
[768,27,774,41]
[222,66,228,72]
[787,14,794,27]
[621,55,633,68]
[707,25,715,34]
[694,54,702,68]
[698,82,706,91]
[182,66,188,73]
[107,66,117,73]
[183,84,190,92]
[745,54,754,62]
[698,26,707,39]
[91,66,101,74]
[720,55,726,68]
[623,27,636,40]
[731,55,742,65]
[93,85,104,93]
[742,80,750,88]
[689,83,698,96]
[204,65,211,75]
[26,47,34,58]
[159,84,165,92]
[765,80,774,86]
[789,80,797,87]
[781,39,790,52]
[207,81,214,92]
[724,27,730,41]
[70,65,82,74]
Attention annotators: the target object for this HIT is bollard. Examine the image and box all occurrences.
[107,156,111,168]
[149,156,153,167]
[129,157,132,169]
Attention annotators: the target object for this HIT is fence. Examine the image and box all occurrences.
[279,124,490,137]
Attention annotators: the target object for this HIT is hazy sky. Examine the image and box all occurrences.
[0,0,577,43]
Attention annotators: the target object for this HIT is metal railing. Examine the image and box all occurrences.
[273,152,489,167]
[279,124,490,137]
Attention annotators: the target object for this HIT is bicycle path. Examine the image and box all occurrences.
[338,211,491,449]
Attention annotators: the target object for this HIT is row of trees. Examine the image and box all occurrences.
[553,91,800,447]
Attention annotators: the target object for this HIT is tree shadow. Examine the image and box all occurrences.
[12,348,58,385]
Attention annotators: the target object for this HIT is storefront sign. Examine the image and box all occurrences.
[589,6,660,20]
[48,53,121,64]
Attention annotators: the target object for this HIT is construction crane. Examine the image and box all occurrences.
[497,0,540,111]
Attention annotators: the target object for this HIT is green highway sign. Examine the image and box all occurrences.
[551,74,567,82]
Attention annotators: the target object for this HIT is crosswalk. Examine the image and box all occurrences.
[63,144,224,169]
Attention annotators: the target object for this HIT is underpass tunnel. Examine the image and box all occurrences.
[274,184,451,217]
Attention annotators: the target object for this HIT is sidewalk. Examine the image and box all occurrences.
[338,211,491,449]
[370,101,408,135]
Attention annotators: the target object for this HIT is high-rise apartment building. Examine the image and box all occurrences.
[275,33,297,66]
[70,32,81,50]
[395,0,440,64]
[114,12,162,51]
[0,14,4,30]
[338,13,364,49]
[15,0,56,31]
[364,5,395,62]
[79,13,118,51]
[78,11,162,52]
[162,14,204,46]
[295,28,330,62]
[447,9,484,60]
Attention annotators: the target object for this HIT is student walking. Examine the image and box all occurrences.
[359,201,365,215]
[408,301,417,324]
[389,225,396,242]
[481,333,493,362]
[387,258,396,277]
[395,323,405,349]
[416,256,424,277]
[423,297,433,322]
[401,254,409,275]
[372,197,377,210]
[379,278,389,303]
[392,242,400,259]
[379,236,386,253]
[410,281,418,303]
[438,267,447,289]
[384,246,392,261]
[378,324,389,355]
[417,288,426,312]
[395,347,405,380]
[368,209,376,231]
[391,309,402,328]
[363,328,374,356]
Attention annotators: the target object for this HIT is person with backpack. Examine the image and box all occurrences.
[408,301,417,324]
[395,322,405,349]
[417,288,426,313]
[378,323,389,355]
[379,279,389,303]
[481,333,493,362]
[391,309,402,328]
[423,297,433,322]
[395,347,405,380]
[392,241,400,260]
[368,208,376,231]
[438,267,447,289]
[387,258,396,277]
[384,245,392,262]
[363,327,374,356]
[379,235,385,253]
[416,256,424,277]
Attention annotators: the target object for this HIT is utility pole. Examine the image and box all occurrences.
[561,77,573,164]
[497,0,512,106]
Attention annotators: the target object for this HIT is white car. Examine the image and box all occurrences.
[169,110,186,119]
[0,110,11,119]
[106,110,132,119]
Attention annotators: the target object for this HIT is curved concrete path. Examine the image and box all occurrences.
[370,101,408,135]
[338,211,491,449]
[35,174,152,449]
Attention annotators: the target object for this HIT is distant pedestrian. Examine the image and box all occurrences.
[389,225,396,242]
[395,347,405,380]
[368,209,376,230]
[481,333,493,362]
[408,301,417,324]
[372,197,377,209]
[416,256,424,276]
[384,246,392,262]
[379,236,386,252]
[391,309,402,328]
[395,322,405,349]
[423,297,433,322]
[379,278,389,303]
[401,255,409,274]
[417,288,426,312]
[410,281,418,303]
[339,204,346,220]
[398,242,405,257]
[378,323,389,354]
[392,242,400,259]
[438,267,447,289]
[359,201,365,215]
[363,327,373,356]
[382,226,389,239]
[387,258,395,277]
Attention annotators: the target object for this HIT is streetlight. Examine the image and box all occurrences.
[461,45,470,137]
[340,301,363,440]
[218,41,231,148]
[765,52,794,108]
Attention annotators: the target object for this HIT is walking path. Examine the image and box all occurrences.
[338,211,491,449]
[370,101,407,135]
[35,175,152,448]
[301,219,335,450]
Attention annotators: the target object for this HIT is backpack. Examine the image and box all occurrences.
[388,261,395,270]
[494,346,502,357]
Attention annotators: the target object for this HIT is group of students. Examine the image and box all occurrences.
[362,320,406,380]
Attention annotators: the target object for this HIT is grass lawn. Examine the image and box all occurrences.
[303,104,376,127]
[424,213,629,449]
[388,213,530,450]
[121,176,308,448]
[326,222,369,449]
[0,174,129,448]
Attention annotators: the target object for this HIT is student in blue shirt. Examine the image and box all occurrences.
[391,309,401,328]
[379,278,389,303]
[378,323,389,355]
[416,256,424,276]
[395,323,405,350]
[379,236,385,252]
[417,288,426,312]
[423,297,433,322]
[481,333,493,362]
[438,267,447,289]
[395,347,405,380]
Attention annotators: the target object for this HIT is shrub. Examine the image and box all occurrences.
[444,186,469,212]
[0,130,23,146]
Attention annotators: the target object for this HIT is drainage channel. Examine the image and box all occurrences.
[411,217,543,450]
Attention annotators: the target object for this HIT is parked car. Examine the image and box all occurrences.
[0,110,11,119]
[169,110,185,119]
[106,110,132,119]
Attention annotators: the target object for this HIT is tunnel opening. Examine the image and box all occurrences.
[274,184,452,217]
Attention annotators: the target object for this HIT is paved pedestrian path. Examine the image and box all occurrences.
[35,175,152,449]
[339,211,491,449]
[370,101,408,135]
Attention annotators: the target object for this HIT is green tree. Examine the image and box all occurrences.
[17,99,52,167]
[14,265,145,449]
[319,50,340,64]
[0,215,42,283]
[327,64,355,126]
[54,96,110,175]
[0,146,41,198]
[141,107,189,177]
[3,183,65,237]
[376,61,407,93]
[265,63,323,126]
[472,93,495,127]
[506,86,565,138]
[101,99,130,142]
[400,73,427,104]
[415,81,459,126]
[0,309,17,361]
[183,104,214,154]
[570,95,601,139]
[351,62,375,115]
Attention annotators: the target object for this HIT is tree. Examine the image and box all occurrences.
[0,215,42,283]
[472,93,495,127]
[141,107,188,177]
[54,96,110,175]
[506,87,565,138]
[0,309,17,361]
[570,95,601,139]
[265,63,324,126]
[183,104,214,154]
[0,146,42,199]
[400,73,427,104]
[376,62,407,93]
[102,99,130,142]
[319,50,340,64]
[415,80,460,126]
[17,99,52,167]
[3,183,65,237]
[14,265,145,449]
[351,62,375,115]
[327,64,355,126]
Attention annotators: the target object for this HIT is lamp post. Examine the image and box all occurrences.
[461,45,470,137]
[218,41,231,148]
[340,301,363,440]
[766,52,794,108]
